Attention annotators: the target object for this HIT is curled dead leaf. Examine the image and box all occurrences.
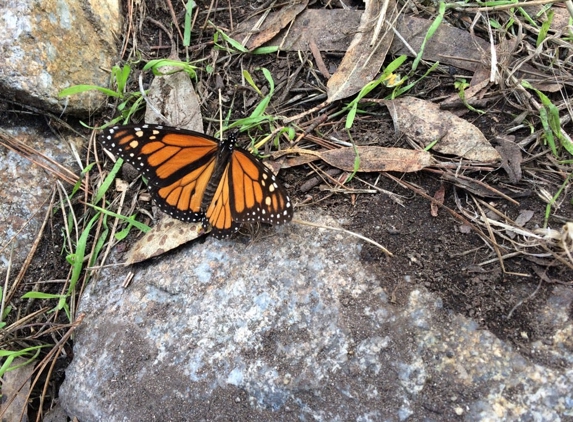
[243,0,308,50]
[125,217,204,265]
[385,97,501,162]
[431,183,446,217]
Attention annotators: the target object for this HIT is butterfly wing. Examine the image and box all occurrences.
[206,146,293,238]
[99,124,219,222]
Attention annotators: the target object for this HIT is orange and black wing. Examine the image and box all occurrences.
[99,124,219,223]
[206,144,293,238]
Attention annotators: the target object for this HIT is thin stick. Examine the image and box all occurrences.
[6,191,55,304]
[473,197,507,273]
[507,277,543,319]
[1,245,13,324]
[292,218,393,256]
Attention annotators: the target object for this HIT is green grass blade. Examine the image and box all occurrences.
[252,46,279,54]
[88,204,151,233]
[70,163,95,199]
[391,61,439,98]
[243,70,262,96]
[90,214,109,267]
[21,292,66,300]
[59,85,120,98]
[537,10,554,47]
[114,214,140,240]
[67,213,101,300]
[412,1,445,71]
[544,172,573,227]
[210,23,248,53]
[143,59,197,77]
[184,1,194,47]
[94,158,124,205]
[345,55,407,128]
[0,346,48,378]
[260,67,275,93]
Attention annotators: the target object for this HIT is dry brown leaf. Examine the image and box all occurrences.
[0,358,34,422]
[145,63,204,131]
[515,210,534,227]
[319,146,432,172]
[385,97,500,162]
[125,218,204,265]
[327,0,397,103]
[235,9,362,52]
[441,65,491,109]
[431,183,446,217]
[239,7,560,94]
[495,136,522,183]
[244,0,308,50]
[249,10,486,74]
[391,15,490,73]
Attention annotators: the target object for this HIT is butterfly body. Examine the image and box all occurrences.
[100,124,293,238]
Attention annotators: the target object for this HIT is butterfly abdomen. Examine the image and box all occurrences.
[200,135,235,212]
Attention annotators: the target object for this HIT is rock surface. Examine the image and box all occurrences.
[0,0,121,115]
[59,210,573,421]
[0,125,80,271]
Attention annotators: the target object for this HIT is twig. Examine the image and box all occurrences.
[293,219,393,256]
[5,191,55,304]
[0,129,85,191]
[506,277,543,319]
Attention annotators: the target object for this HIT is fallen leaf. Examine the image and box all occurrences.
[243,0,308,50]
[391,15,490,73]
[282,153,320,168]
[257,11,488,73]
[515,210,534,227]
[234,9,362,52]
[495,136,523,183]
[327,0,397,102]
[431,183,446,217]
[145,62,203,132]
[440,65,491,110]
[310,37,330,78]
[239,8,560,94]
[125,218,204,265]
[0,358,34,422]
[319,146,432,173]
[385,97,501,162]
[505,208,535,240]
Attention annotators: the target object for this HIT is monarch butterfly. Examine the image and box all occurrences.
[100,124,293,238]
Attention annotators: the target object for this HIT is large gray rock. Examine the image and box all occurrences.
[59,210,573,421]
[0,0,121,115]
[0,125,80,274]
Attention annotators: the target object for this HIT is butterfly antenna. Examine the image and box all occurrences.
[218,88,224,142]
